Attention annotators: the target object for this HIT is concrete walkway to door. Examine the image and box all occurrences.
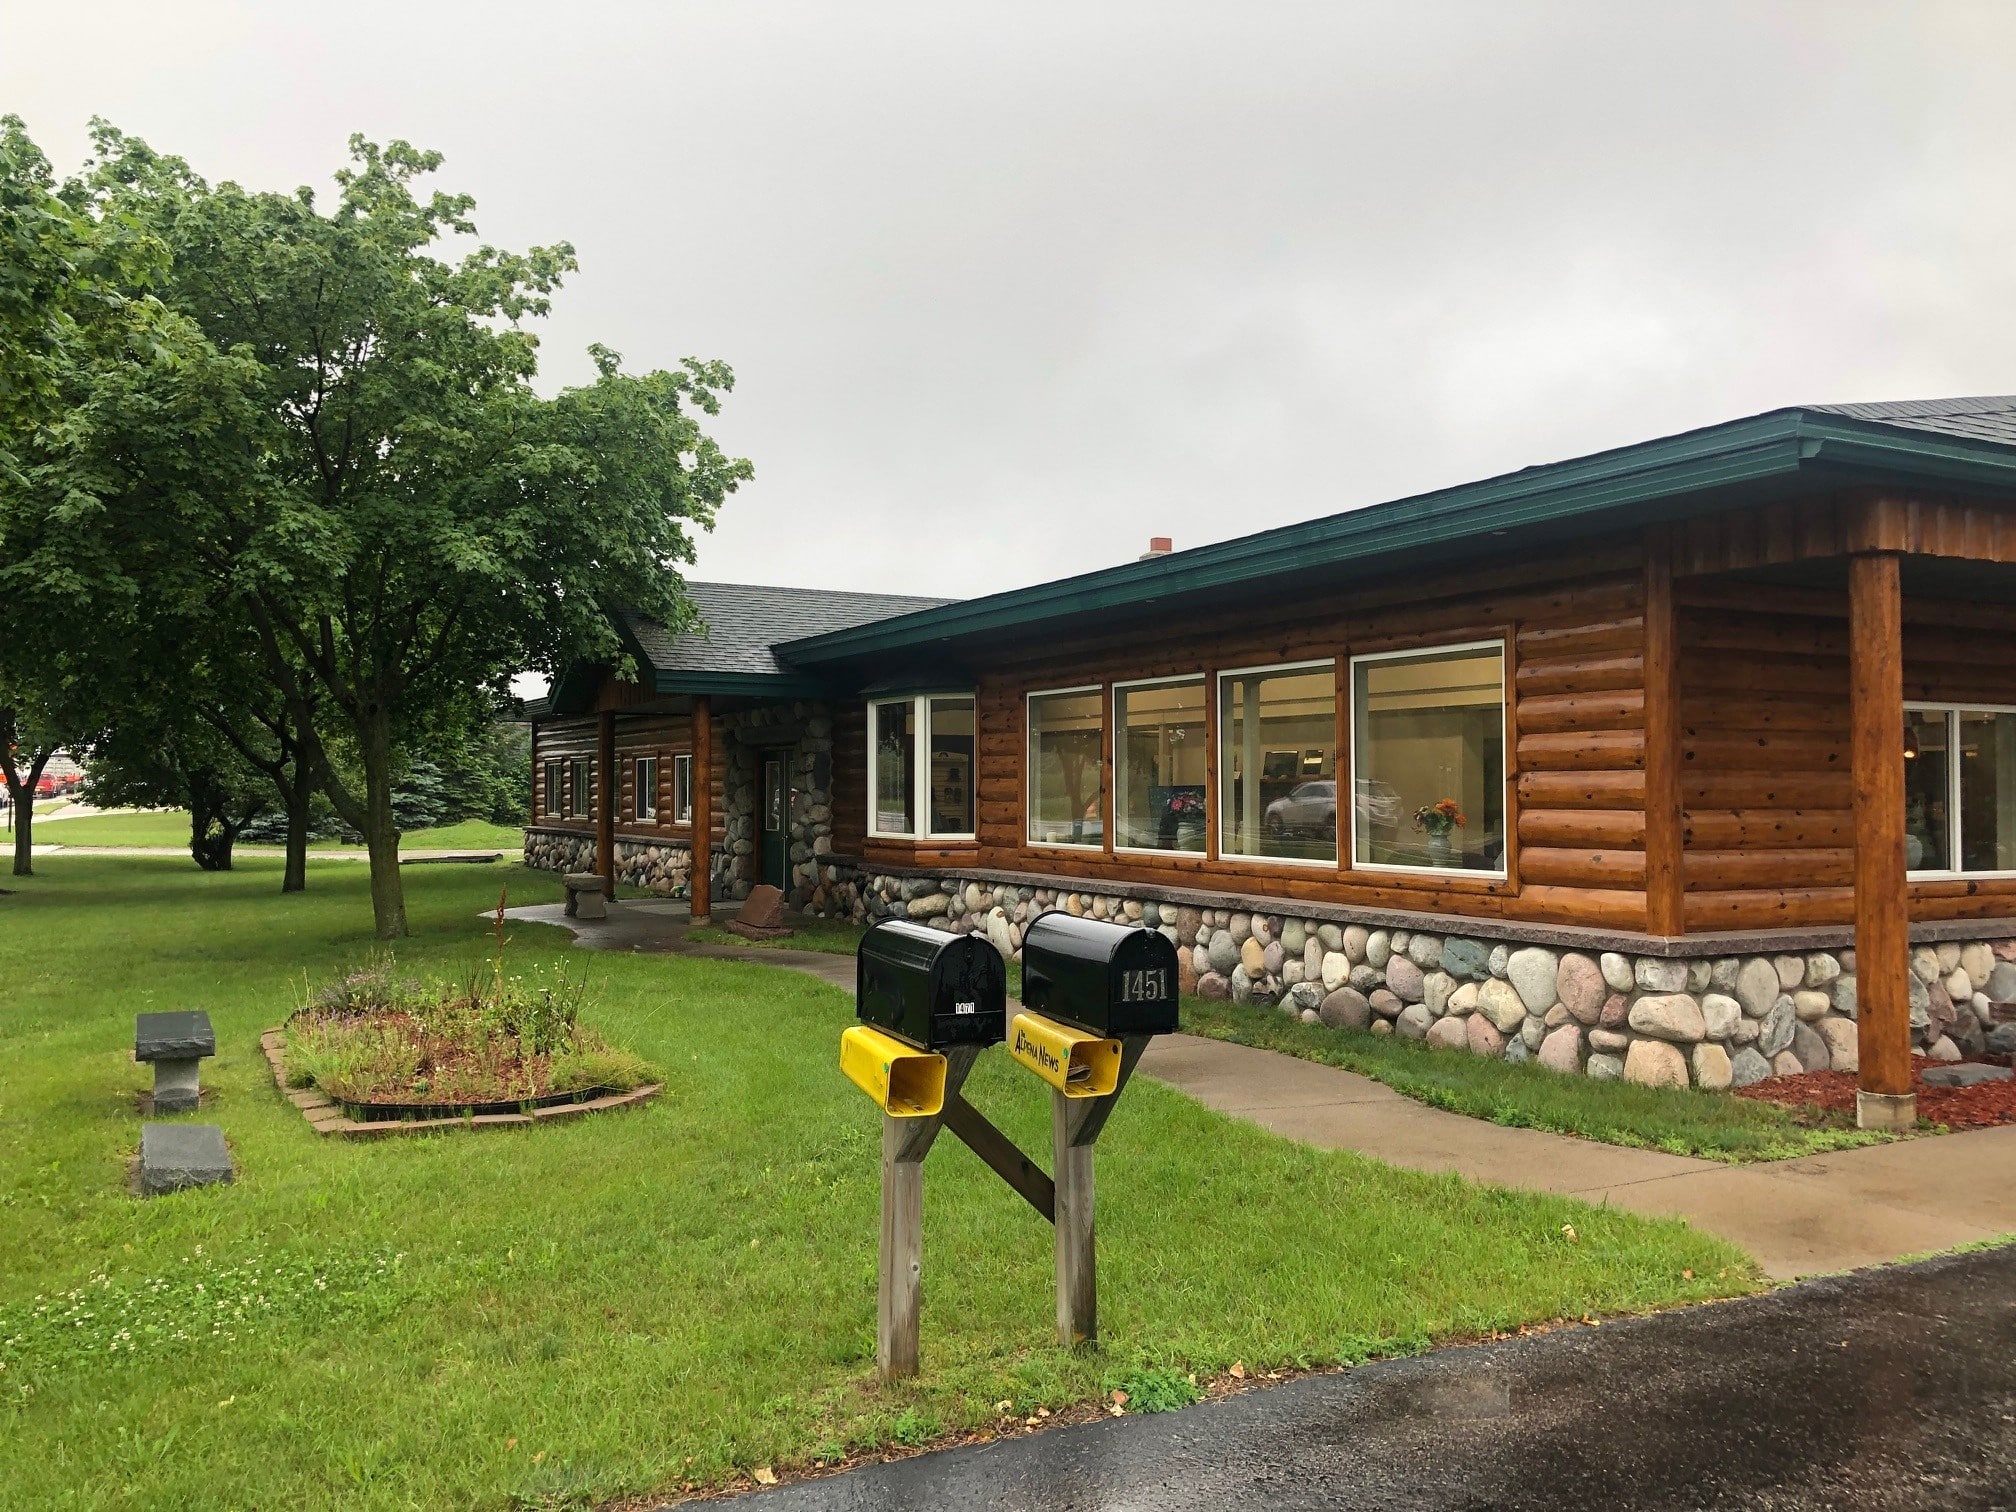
[1138,1034,2016,1279]
[514,897,2016,1280]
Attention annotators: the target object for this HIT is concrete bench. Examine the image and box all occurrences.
[139,1123,233,1195]
[563,872,608,919]
[135,1011,216,1113]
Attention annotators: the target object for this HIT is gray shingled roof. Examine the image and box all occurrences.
[1810,395,2016,447]
[622,581,955,678]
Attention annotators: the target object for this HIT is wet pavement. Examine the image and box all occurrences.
[723,1244,2016,1511]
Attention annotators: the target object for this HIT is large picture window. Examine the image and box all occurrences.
[870,694,976,839]
[928,698,975,835]
[1351,642,1506,875]
[1907,704,2016,875]
[1218,662,1337,863]
[1027,688,1105,847]
[871,699,916,836]
[1115,677,1206,852]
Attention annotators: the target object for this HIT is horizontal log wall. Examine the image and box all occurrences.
[1676,579,2016,929]
[532,718,598,828]
[830,702,867,858]
[534,712,703,842]
[614,712,694,839]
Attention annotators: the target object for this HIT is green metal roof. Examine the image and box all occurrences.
[774,402,2016,666]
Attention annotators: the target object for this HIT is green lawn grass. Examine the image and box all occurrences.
[34,809,523,852]
[0,859,1757,1509]
[34,808,195,846]
[332,817,522,851]
[1182,996,1889,1162]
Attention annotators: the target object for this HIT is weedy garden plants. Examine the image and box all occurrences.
[282,890,656,1116]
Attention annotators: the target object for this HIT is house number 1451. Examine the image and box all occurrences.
[1119,968,1168,1002]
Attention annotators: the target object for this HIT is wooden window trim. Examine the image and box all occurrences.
[1025,685,1107,853]
[1213,658,1340,871]
[1347,637,1509,882]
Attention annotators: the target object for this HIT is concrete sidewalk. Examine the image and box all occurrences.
[522,898,2016,1280]
[1138,1034,2016,1279]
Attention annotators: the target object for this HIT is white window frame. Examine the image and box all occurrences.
[672,753,694,825]
[1213,658,1340,870]
[543,759,563,819]
[1347,638,1508,880]
[1026,685,1107,851]
[569,758,593,819]
[635,755,659,822]
[1904,701,2016,881]
[1112,674,1209,858]
[868,693,977,841]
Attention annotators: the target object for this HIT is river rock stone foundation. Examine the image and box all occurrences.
[524,828,596,877]
[824,873,2016,1091]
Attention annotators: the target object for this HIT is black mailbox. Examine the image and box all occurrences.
[1020,914,1180,1037]
[857,920,1008,1050]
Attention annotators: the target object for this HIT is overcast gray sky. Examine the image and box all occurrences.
[9,2,2016,602]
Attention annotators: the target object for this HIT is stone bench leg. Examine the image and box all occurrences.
[152,1058,203,1113]
[566,883,607,920]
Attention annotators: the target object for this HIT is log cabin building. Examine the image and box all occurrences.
[529,395,2016,1128]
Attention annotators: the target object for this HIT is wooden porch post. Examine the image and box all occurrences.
[1850,551,1915,1130]
[597,709,617,897]
[691,696,713,924]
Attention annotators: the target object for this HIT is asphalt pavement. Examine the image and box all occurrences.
[721,1244,2016,1511]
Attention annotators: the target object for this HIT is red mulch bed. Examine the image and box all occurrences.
[1735,1061,2016,1130]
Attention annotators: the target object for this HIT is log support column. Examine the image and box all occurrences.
[596,709,617,898]
[1850,552,1915,1131]
[691,696,713,924]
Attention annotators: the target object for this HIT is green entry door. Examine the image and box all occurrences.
[760,751,789,891]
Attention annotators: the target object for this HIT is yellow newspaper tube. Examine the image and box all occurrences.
[1007,1012,1121,1098]
[840,1025,947,1117]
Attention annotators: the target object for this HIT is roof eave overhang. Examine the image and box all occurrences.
[650,670,836,699]
[774,409,2016,665]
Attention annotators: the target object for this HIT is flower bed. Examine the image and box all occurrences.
[1734,1061,2016,1131]
[282,957,657,1119]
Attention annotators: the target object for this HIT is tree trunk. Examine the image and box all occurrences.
[282,787,310,893]
[10,799,29,877]
[188,788,234,872]
[6,748,52,878]
[358,707,407,939]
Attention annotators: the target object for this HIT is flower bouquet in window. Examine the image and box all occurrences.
[1412,797,1466,868]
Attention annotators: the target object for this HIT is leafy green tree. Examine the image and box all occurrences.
[70,127,749,936]
[433,712,532,827]
[83,714,274,871]
[0,115,193,875]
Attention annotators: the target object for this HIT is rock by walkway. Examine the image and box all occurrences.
[516,898,2016,1280]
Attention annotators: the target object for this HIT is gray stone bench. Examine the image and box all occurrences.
[139,1123,233,1195]
[563,871,608,919]
[135,1011,216,1113]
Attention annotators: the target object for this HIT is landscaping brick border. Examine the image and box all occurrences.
[260,1029,660,1139]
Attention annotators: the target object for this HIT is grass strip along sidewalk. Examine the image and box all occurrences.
[1,859,1754,1509]
[1181,997,1889,1162]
